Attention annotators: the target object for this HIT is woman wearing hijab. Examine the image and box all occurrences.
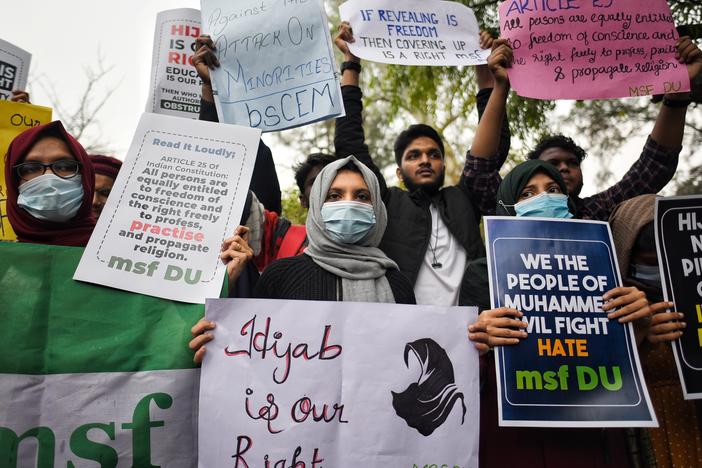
[4,120,95,246]
[466,160,650,468]
[190,156,415,362]
[609,194,701,467]
[89,154,122,219]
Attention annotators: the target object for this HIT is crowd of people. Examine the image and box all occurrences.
[3,20,702,468]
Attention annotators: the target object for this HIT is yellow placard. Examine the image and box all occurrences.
[0,100,52,240]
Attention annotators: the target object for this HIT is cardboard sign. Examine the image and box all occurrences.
[0,100,52,240]
[0,39,30,101]
[339,0,489,66]
[656,195,702,399]
[147,9,203,119]
[199,298,480,467]
[200,0,345,132]
[74,113,260,303]
[498,0,690,100]
[486,217,657,427]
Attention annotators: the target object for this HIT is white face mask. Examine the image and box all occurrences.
[17,173,84,222]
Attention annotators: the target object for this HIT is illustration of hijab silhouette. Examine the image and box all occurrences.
[391,338,466,436]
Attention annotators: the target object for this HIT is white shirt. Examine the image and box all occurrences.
[414,204,467,306]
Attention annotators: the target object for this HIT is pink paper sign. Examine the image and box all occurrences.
[499,0,690,100]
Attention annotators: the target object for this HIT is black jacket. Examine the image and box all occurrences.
[254,254,416,304]
[334,85,509,286]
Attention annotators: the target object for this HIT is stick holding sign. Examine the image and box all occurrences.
[656,195,702,399]
[0,38,30,101]
[498,0,690,100]
[200,0,345,132]
[146,9,204,119]
[485,217,657,427]
[74,112,261,303]
[339,0,489,66]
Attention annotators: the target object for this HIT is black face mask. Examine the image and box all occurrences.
[400,168,445,195]
[391,338,466,436]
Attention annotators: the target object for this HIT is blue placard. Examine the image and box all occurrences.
[200,0,345,132]
[485,217,657,427]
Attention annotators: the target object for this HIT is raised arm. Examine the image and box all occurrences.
[333,22,388,196]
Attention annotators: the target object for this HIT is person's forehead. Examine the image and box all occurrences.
[538,147,577,162]
[405,136,440,152]
[94,173,116,187]
[330,170,368,189]
[24,137,74,162]
[525,172,556,186]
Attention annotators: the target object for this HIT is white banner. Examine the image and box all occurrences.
[339,0,488,66]
[0,369,199,467]
[200,0,345,132]
[74,112,261,303]
[146,8,203,119]
[0,38,30,100]
[199,298,480,467]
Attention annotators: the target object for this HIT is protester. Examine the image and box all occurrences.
[89,154,122,219]
[609,194,702,467]
[525,36,702,221]
[334,24,511,306]
[4,120,95,246]
[190,156,415,363]
[467,160,653,467]
[192,35,282,215]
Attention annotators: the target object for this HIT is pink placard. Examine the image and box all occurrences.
[499,0,691,100]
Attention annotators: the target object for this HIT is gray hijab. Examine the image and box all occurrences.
[304,156,399,303]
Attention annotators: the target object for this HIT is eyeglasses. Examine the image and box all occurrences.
[13,160,82,181]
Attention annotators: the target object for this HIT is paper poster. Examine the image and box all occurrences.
[1,242,201,467]
[339,0,489,66]
[498,0,690,100]
[0,100,52,240]
[656,195,702,399]
[485,217,657,427]
[147,8,203,119]
[74,112,261,303]
[200,0,345,132]
[199,299,480,467]
[0,39,30,101]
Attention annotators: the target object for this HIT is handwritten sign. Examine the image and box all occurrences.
[0,100,52,240]
[0,38,30,101]
[486,217,657,427]
[498,0,690,100]
[74,112,260,303]
[147,9,203,119]
[199,298,479,467]
[656,196,702,400]
[339,0,488,66]
[200,0,345,132]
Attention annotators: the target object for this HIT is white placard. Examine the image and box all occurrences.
[339,0,488,66]
[74,113,261,303]
[0,38,31,100]
[200,0,345,132]
[146,8,203,119]
[199,298,480,467]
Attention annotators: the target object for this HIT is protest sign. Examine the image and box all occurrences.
[199,298,480,467]
[0,38,30,101]
[200,0,345,132]
[0,100,52,241]
[74,112,260,303]
[485,217,657,427]
[339,0,488,66]
[0,242,201,467]
[147,8,203,119]
[498,0,690,100]
[656,195,702,399]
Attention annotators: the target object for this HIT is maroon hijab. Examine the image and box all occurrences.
[5,121,95,246]
[90,154,122,179]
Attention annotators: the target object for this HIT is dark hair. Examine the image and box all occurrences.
[393,124,445,166]
[634,222,656,254]
[294,153,337,193]
[527,135,587,163]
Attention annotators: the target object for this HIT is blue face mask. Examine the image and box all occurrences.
[321,201,376,244]
[17,173,84,222]
[514,192,573,219]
